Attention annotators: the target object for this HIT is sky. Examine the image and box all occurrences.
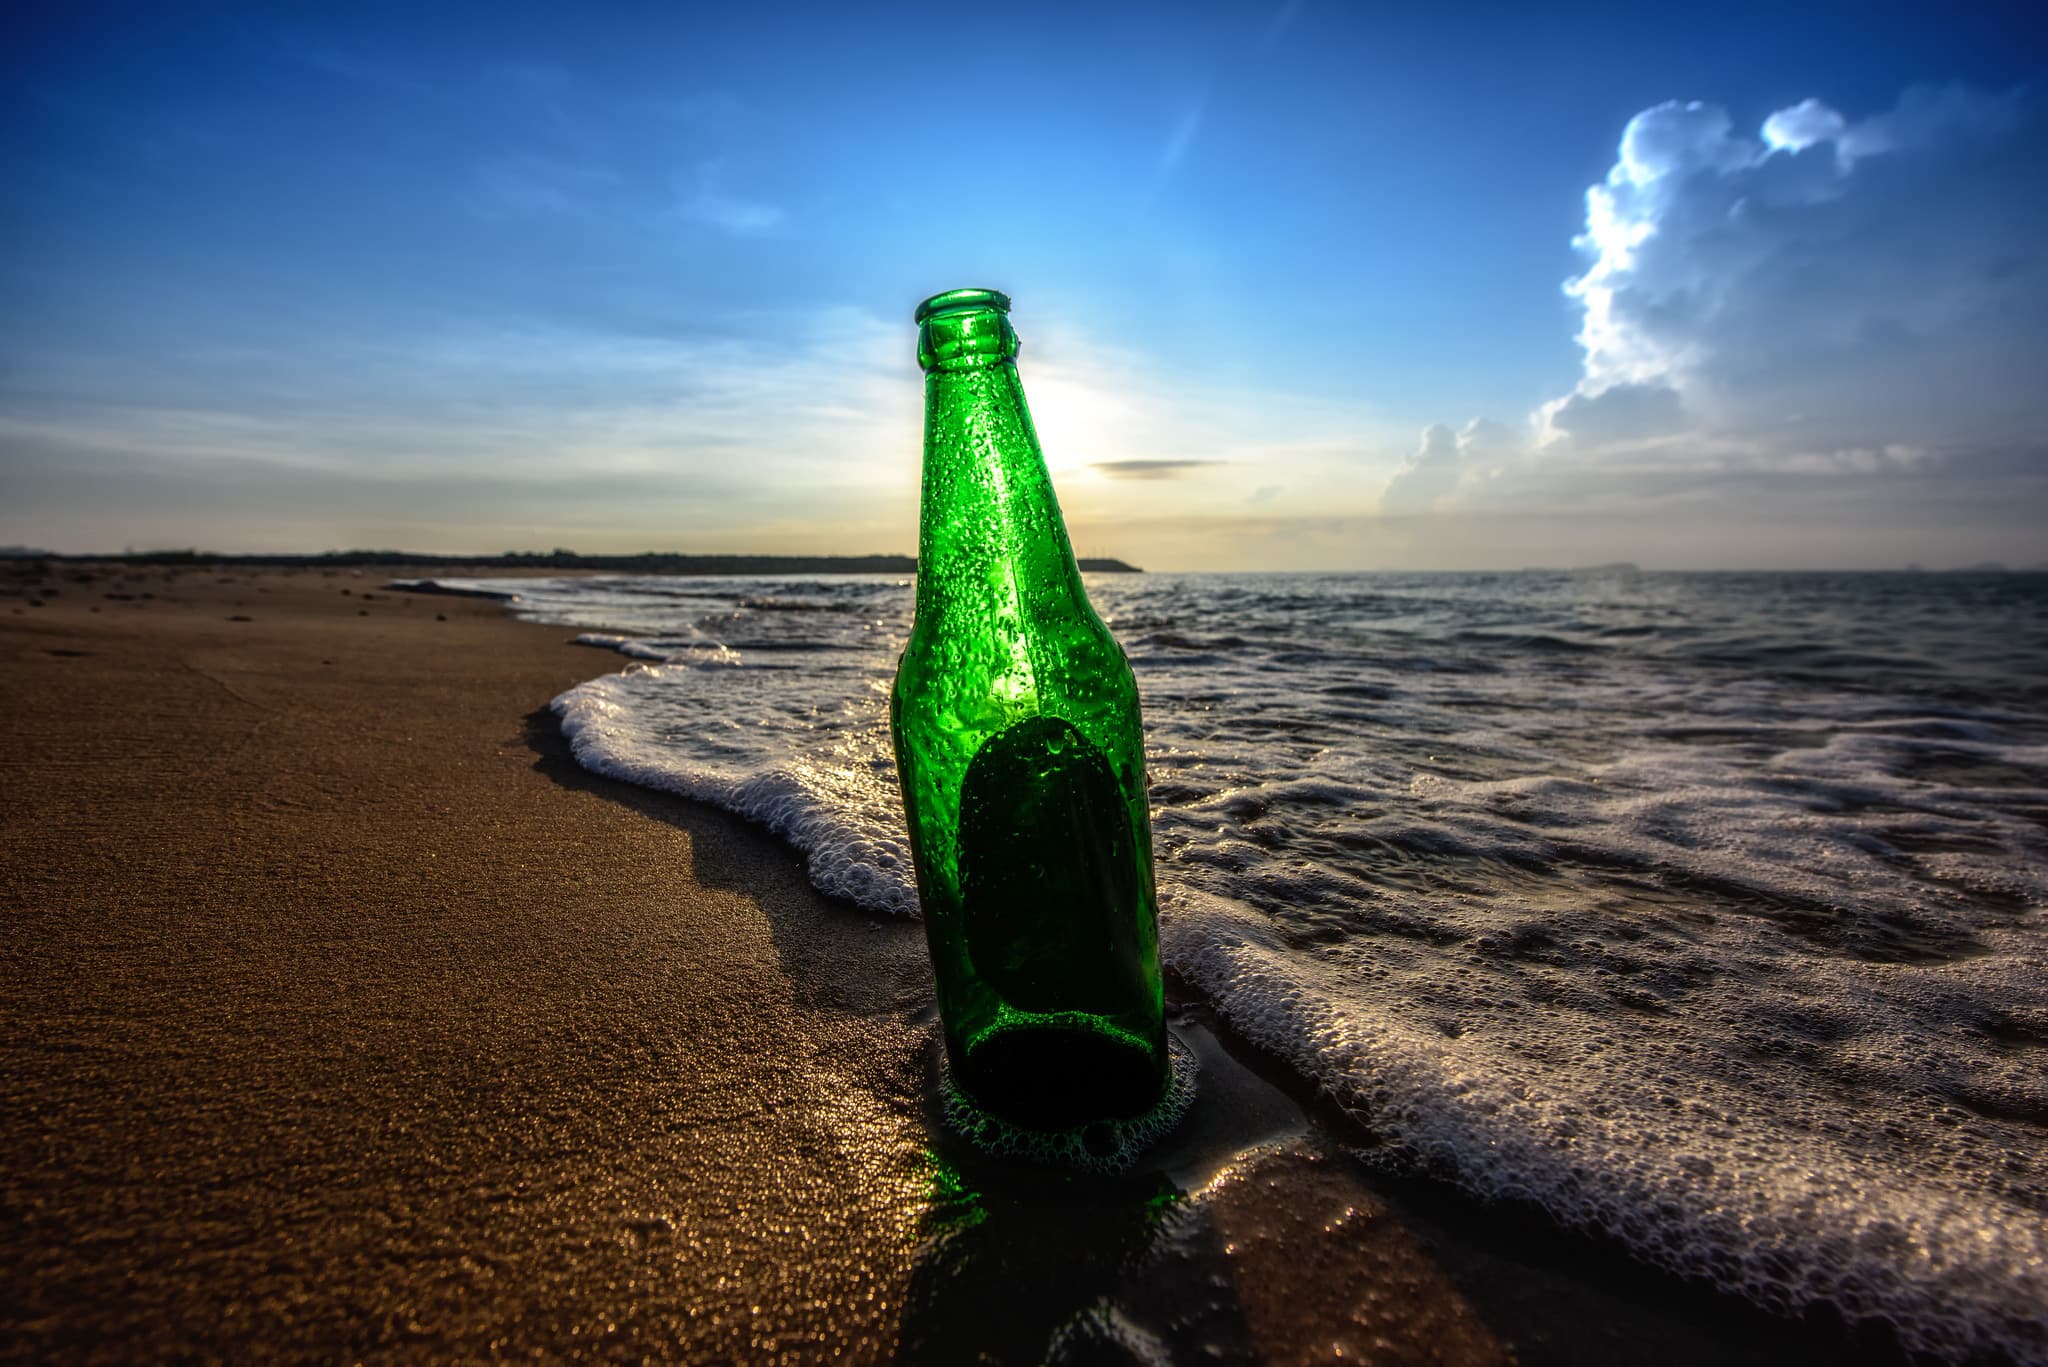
[3,1,2045,570]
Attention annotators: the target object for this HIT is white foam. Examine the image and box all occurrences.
[570,631,670,661]
[1162,883,2047,1362]
[508,570,2048,1361]
[386,577,519,601]
[551,665,919,914]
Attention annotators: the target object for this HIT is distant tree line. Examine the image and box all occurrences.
[4,547,1143,574]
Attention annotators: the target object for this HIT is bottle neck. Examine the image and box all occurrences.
[916,360,1084,626]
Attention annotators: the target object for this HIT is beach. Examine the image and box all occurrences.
[0,562,1937,1363]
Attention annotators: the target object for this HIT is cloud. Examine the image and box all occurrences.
[1761,98,1847,155]
[1015,319,1395,495]
[1565,84,2045,443]
[1380,418,1519,512]
[472,154,622,218]
[1543,382,1686,449]
[1380,424,1460,512]
[684,189,784,236]
[681,163,785,236]
[0,304,924,552]
[282,39,439,99]
[1392,83,2048,537]
[1,276,1403,559]
[1091,459,1220,480]
[0,281,1398,558]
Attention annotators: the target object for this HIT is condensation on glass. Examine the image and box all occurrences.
[892,288,1168,1132]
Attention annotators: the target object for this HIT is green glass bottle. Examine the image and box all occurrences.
[892,288,1168,1133]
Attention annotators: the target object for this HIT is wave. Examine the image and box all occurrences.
[505,569,2047,1362]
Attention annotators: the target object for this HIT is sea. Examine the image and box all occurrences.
[420,568,2047,1363]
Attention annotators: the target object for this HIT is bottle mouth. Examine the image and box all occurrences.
[916,288,1019,372]
[914,287,1012,325]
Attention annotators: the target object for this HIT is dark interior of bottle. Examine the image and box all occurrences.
[957,1024,1165,1136]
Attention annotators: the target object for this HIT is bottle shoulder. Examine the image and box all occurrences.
[897,605,1134,723]
[900,591,1127,669]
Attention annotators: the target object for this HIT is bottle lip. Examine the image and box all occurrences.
[914,288,1012,325]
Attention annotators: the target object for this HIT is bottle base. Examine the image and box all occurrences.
[939,1027,1199,1175]
[960,1021,1163,1130]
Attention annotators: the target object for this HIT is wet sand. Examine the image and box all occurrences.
[1,562,1887,1363]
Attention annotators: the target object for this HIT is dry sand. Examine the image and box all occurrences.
[1,563,1881,1363]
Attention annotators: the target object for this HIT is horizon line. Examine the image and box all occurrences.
[6,549,2044,576]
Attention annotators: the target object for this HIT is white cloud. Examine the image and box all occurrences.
[1017,317,1393,493]
[1380,418,1520,512]
[0,302,1399,559]
[1380,423,1461,512]
[1760,97,1846,155]
[0,306,925,552]
[1390,82,2048,537]
[472,154,622,218]
[685,189,784,235]
[681,163,786,236]
[1544,382,1686,449]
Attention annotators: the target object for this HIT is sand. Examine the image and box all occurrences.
[1,562,1884,1364]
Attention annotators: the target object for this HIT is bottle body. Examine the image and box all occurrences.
[892,290,1167,1131]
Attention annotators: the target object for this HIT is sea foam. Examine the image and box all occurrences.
[552,660,918,916]
[467,569,2048,1361]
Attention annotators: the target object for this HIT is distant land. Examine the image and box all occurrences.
[0,548,1144,574]
[6,547,2046,573]
[1518,562,1643,574]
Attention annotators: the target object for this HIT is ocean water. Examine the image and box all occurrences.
[427,569,2048,1362]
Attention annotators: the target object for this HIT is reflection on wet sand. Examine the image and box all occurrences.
[897,1019,1505,1365]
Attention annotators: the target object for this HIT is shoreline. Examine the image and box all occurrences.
[2,561,1901,1363]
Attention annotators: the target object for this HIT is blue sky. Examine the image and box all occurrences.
[4,1,2044,568]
